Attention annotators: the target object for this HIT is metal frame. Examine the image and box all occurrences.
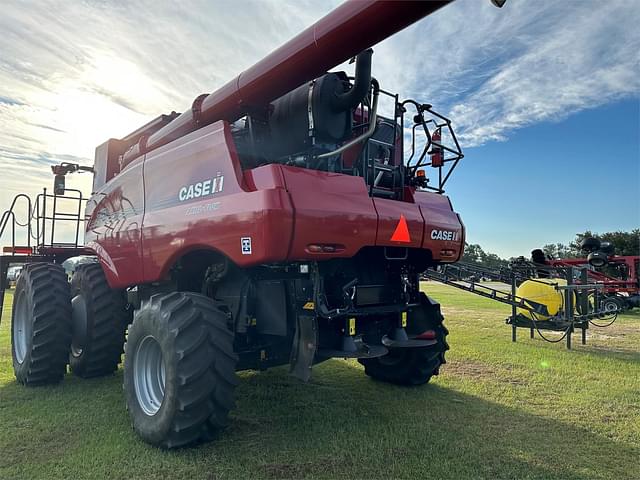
[423,261,615,349]
[400,100,464,193]
[350,85,465,199]
[549,256,640,296]
[289,79,464,201]
[0,188,91,327]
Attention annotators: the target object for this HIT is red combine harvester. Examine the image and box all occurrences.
[0,0,508,448]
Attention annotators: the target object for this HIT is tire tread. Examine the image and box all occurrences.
[125,292,238,448]
[12,263,71,386]
[359,294,449,386]
[69,263,128,378]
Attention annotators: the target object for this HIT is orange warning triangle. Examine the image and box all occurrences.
[390,215,411,243]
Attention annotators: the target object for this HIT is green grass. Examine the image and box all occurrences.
[1,283,639,480]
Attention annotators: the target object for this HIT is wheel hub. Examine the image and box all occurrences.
[71,294,88,357]
[13,291,29,364]
[133,335,166,416]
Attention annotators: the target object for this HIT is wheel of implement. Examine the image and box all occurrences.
[359,293,449,386]
[601,296,623,314]
[11,263,72,386]
[587,251,608,268]
[69,263,130,378]
[123,292,238,448]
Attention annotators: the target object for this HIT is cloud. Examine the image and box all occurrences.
[381,0,640,147]
[0,0,339,244]
[0,95,25,106]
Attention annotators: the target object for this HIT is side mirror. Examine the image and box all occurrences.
[54,174,66,195]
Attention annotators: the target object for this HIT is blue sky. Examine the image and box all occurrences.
[0,0,638,256]
[449,99,639,257]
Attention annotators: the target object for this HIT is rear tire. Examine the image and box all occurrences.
[359,293,448,385]
[69,263,129,378]
[11,263,72,385]
[124,292,238,448]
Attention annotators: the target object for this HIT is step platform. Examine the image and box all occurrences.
[381,335,438,348]
[317,337,388,359]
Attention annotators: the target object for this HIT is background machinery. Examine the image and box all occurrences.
[0,0,485,448]
[423,238,635,348]
[546,239,640,313]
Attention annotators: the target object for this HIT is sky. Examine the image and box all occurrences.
[0,0,638,257]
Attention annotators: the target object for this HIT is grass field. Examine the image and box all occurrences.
[1,283,639,480]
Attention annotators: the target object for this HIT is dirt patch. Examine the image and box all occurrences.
[445,359,497,378]
[445,360,525,385]
[594,322,640,337]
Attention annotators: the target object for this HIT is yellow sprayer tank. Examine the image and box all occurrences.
[516,278,568,320]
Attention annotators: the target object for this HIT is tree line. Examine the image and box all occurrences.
[462,229,640,268]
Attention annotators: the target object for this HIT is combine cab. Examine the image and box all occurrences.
[0,0,510,448]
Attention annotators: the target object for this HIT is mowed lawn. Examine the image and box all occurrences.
[1,283,638,480]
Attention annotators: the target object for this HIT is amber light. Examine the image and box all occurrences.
[416,169,426,177]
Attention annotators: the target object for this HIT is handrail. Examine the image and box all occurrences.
[0,194,32,250]
[1,189,87,253]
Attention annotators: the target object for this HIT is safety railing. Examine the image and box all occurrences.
[0,188,87,254]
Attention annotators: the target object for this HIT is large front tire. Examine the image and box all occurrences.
[69,263,129,378]
[11,263,72,385]
[359,294,448,385]
[124,292,238,448]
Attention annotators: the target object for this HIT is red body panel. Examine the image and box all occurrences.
[85,156,145,286]
[85,121,464,289]
[139,123,294,285]
[374,198,424,249]
[279,167,378,259]
[415,192,464,262]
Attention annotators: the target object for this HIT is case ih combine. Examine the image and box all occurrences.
[0,0,515,448]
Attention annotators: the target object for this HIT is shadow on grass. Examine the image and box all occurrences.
[574,343,640,365]
[1,360,637,480]
[506,332,640,366]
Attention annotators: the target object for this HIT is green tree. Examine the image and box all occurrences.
[462,243,508,268]
[462,243,482,263]
[542,243,575,259]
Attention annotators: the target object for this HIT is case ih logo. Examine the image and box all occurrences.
[178,174,224,202]
[431,229,459,241]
